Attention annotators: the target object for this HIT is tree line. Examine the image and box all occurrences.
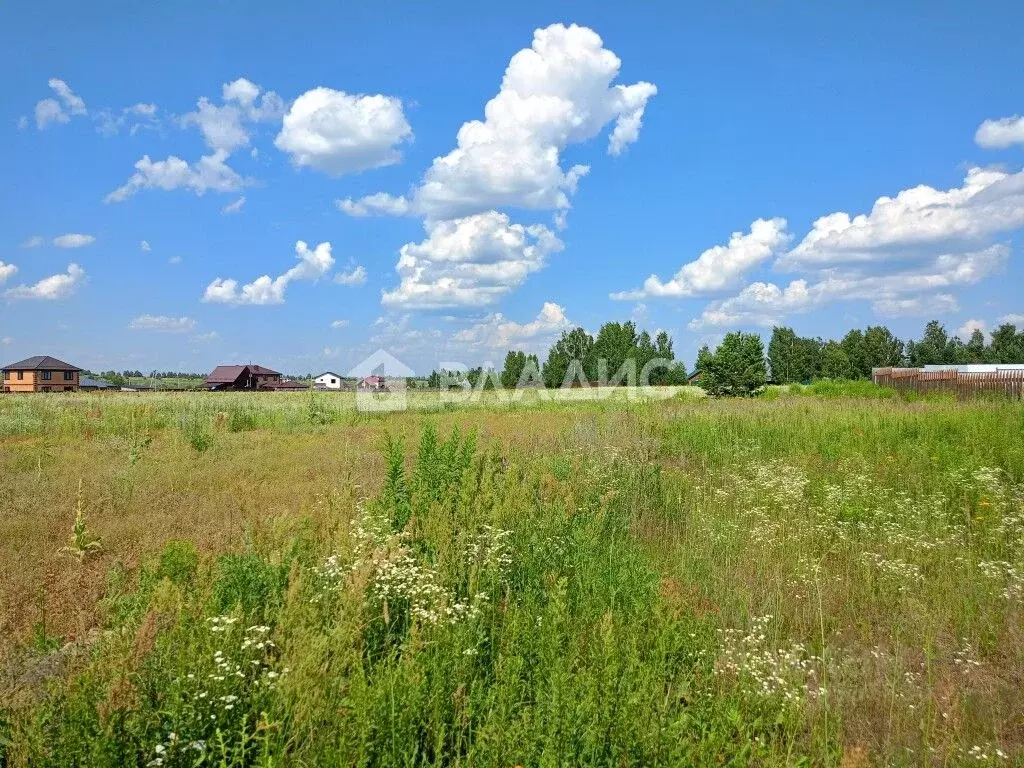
[693,319,1024,396]
[426,318,1024,394]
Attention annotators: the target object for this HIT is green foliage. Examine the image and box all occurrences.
[306,393,334,425]
[212,552,288,618]
[543,326,596,386]
[227,405,258,432]
[156,540,199,586]
[381,433,413,532]
[819,340,852,379]
[180,411,213,452]
[500,350,541,389]
[58,480,102,562]
[701,331,767,396]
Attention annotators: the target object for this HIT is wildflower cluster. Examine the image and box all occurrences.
[145,616,285,766]
[714,615,824,706]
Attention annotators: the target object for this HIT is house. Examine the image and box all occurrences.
[359,374,387,391]
[204,364,282,391]
[79,376,115,391]
[314,371,346,390]
[2,356,82,393]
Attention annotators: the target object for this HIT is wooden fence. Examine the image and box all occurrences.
[872,368,1024,400]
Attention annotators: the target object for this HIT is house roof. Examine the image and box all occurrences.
[3,355,82,372]
[316,371,342,378]
[205,365,250,383]
[79,376,113,388]
[249,365,281,376]
[205,364,282,384]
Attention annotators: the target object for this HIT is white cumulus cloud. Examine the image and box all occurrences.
[105,150,244,202]
[182,77,284,153]
[129,315,198,332]
[20,236,44,249]
[334,265,367,286]
[381,211,563,309]
[340,23,656,220]
[53,233,95,248]
[330,319,350,328]
[780,167,1024,269]
[140,240,151,252]
[955,318,987,341]
[689,245,1005,329]
[34,78,87,129]
[975,115,1024,149]
[203,240,334,305]
[3,263,85,300]
[0,262,17,284]
[612,218,789,300]
[275,87,412,175]
[452,302,570,349]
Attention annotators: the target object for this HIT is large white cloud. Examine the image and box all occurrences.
[275,88,412,175]
[611,218,789,300]
[3,263,85,300]
[129,315,198,332]
[976,115,1024,149]
[340,23,656,220]
[105,150,244,202]
[780,167,1024,269]
[452,302,571,349]
[203,240,334,305]
[689,245,1006,328]
[381,211,563,309]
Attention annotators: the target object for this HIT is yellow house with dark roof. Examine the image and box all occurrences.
[2,356,82,393]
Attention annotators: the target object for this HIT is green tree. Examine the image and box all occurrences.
[819,341,852,379]
[592,321,639,383]
[702,332,767,396]
[989,323,1024,363]
[862,325,904,370]
[908,320,953,366]
[840,329,868,378]
[543,327,595,387]
[962,329,988,363]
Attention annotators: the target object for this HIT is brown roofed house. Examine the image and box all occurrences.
[2,356,83,393]
[204,364,282,391]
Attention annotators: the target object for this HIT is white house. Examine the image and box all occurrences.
[314,371,344,390]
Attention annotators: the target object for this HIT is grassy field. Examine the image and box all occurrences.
[1,389,1022,765]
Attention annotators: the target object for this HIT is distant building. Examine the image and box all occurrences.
[204,364,282,391]
[921,364,1024,373]
[261,380,310,391]
[314,371,344,390]
[359,374,387,391]
[2,356,82,393]
[79,376,115,391]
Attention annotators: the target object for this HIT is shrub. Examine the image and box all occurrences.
[156,540,199,586]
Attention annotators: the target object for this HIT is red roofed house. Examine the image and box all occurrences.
[204,364,282,391]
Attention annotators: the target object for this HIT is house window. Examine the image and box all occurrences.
[331,378,337,384]
[2,370,7,380]
[17,371,24,380]
[63,371,74,381]
[41,386,51,392]
[42,371,52,381]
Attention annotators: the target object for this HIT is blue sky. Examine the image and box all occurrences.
[2,1,1023,376]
